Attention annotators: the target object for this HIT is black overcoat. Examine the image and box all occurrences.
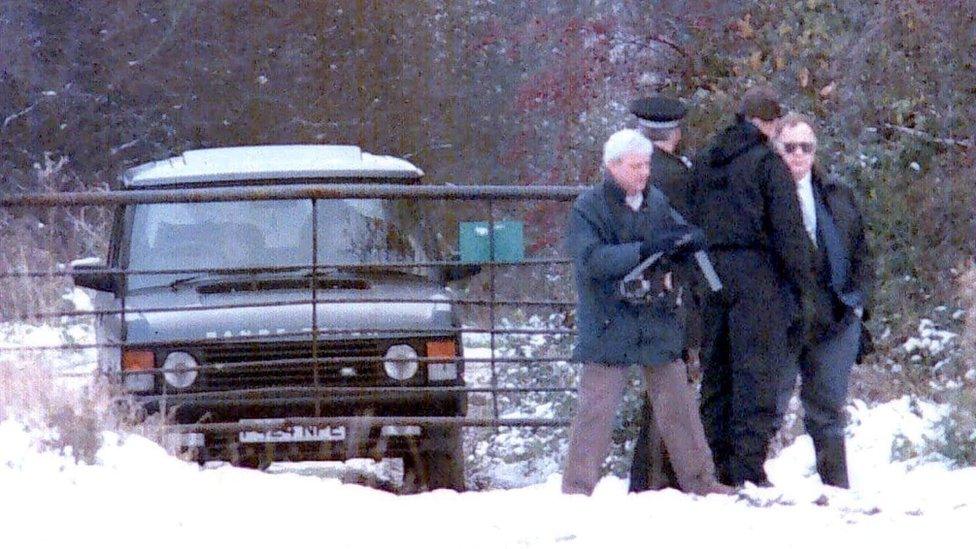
[808,168,875,334]
[652,150,703,352]
[652,150,695,217]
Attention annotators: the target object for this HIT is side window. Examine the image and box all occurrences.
[107,206,125,268]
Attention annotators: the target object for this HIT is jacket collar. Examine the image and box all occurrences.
[705,115,767,168]
[811,166,846,193]
[603,174,649,206]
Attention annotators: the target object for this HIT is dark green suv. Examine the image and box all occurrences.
[72,145,468,491]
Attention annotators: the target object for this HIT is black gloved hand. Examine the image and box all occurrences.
[801,293,835,344]
[670,226,706,257]
[640,226,705,259]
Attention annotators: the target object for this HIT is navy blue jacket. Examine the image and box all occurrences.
[568,177,690,365]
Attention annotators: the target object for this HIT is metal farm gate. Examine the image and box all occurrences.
[0,183,585,476]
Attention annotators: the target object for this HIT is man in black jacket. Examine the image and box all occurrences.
[772,113,874,488]
[694,87,822,486]
[627,95,695,493]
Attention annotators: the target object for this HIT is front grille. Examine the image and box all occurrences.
[196,339,389,390]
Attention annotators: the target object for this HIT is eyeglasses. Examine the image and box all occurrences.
[781,142,816,154]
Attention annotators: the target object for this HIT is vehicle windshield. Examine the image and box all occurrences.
[126,198,425,290]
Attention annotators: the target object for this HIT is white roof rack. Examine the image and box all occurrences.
[123,144,424,187]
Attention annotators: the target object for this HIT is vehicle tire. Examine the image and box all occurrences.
[402,426,465,493]
[229,443,273,471]
[236,455,273,471]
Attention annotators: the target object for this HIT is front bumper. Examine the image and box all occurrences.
[136,385,466,419]
[134,387,465,462]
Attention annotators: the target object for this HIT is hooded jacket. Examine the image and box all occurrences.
[692,117,822,331]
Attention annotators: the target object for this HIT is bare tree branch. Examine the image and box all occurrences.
[615,35,688,59]
[2,102,37,130]
[110,139,141,156]
[884,123,973,149]
[126,2,190,67]
[649,33,689,58]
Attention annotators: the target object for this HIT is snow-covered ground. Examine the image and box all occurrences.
[2,320,975,548]
[1,396,974,548]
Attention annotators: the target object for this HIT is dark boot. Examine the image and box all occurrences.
[729,450,771,487]
[713,458,733,486]
[813,437,850,488]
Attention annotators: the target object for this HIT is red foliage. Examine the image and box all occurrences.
[488,13,621,251]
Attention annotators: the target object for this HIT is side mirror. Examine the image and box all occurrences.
[440,261,483,283]
[431,255,482,284]
[70,258,118,293]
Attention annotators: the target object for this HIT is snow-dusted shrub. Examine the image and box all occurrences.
[0,154,110,322]
[960,262,976,375]
[0,351,177,465]
[886,304,969,396]
[926,396,976,467]
[0,356,105,463]
[464,311,574,488]
[881,394,975,468]
[920,264,976,467]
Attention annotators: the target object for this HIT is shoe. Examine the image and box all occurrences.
[693,481,736,496]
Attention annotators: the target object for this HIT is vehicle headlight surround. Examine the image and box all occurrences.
[161,351,199,389]
[383,344,419,380]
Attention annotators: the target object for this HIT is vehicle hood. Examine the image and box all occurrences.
[122,279,455,344]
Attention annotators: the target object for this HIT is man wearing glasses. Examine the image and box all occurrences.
[773,113,874,488]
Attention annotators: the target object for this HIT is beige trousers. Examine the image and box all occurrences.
[561,361,717,495]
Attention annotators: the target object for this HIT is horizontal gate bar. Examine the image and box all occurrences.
[11,297,575,322]
[166,416,570,433]
[0,183,587,207]
[1,328,576,352]
[103,353,576,372]
[140,386,576,401]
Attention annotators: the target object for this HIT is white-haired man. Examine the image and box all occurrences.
[562,129,732,496]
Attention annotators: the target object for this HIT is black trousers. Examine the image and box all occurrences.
[699,291,799,486]
[629,397,679,492]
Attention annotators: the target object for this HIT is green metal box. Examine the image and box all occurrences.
[458,221,524,263]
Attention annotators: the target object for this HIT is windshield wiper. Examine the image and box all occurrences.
[330,264,417,276]
[164,265,406,291]
[168,273,225,290]
[166,266,321,290]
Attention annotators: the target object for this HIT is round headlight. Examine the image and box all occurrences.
[162,351,199,389]
[383,344,419,380]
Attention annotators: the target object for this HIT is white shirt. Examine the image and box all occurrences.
[625,193,643,211]
[795,172,818,246]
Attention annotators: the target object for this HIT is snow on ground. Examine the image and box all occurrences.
[0,289,97,386]
[2,323,975,547]
[1,396,974,548]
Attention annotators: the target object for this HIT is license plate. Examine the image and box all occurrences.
[239,420,346,443]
